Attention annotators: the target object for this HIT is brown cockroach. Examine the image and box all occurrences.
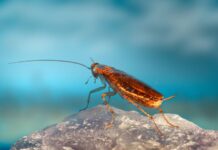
[10,59,178,135]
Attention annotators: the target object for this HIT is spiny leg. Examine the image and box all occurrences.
[107,87,112,103]
[102,87,113,105]
[158,107,179,128]
[128,100,163,135]
[101,91,116,128]
[80,78,106,111]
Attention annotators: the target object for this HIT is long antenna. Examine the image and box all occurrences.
[9,59,91,70]
[90,57,95,63]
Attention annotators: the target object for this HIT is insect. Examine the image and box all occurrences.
[10,59,178,135]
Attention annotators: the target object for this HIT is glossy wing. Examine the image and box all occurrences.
[108,68,162,97]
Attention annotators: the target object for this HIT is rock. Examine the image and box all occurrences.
[11,105,218,150]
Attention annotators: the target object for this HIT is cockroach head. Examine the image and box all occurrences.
[91,63,99,78]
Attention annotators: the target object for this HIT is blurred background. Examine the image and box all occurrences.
[1,0,218,149]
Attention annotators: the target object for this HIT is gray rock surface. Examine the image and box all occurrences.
[11,105,218,150]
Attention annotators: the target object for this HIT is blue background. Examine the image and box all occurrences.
[1,0,218,149]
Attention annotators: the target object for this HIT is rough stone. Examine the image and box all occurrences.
[11,105,218,150]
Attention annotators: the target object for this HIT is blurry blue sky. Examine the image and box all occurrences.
[0,0,218,147]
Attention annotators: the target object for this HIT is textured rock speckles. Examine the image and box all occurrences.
[11,105,218,150]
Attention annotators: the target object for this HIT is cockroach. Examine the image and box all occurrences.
[10,59,178,135]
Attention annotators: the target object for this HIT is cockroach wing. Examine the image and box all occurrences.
[104,67,163,99]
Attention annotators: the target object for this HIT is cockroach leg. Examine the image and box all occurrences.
[102,91,116,106]
[128,100,163,135]
[107,87,112,103]
[101,91,116,128]
[79,80,106,111]
[102,87,113,105]
[158,108,179,128]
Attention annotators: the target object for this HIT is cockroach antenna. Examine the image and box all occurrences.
[9,59,91,70]
[90,57,95,63]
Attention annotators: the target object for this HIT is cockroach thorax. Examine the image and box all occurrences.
[91,63,99,78]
